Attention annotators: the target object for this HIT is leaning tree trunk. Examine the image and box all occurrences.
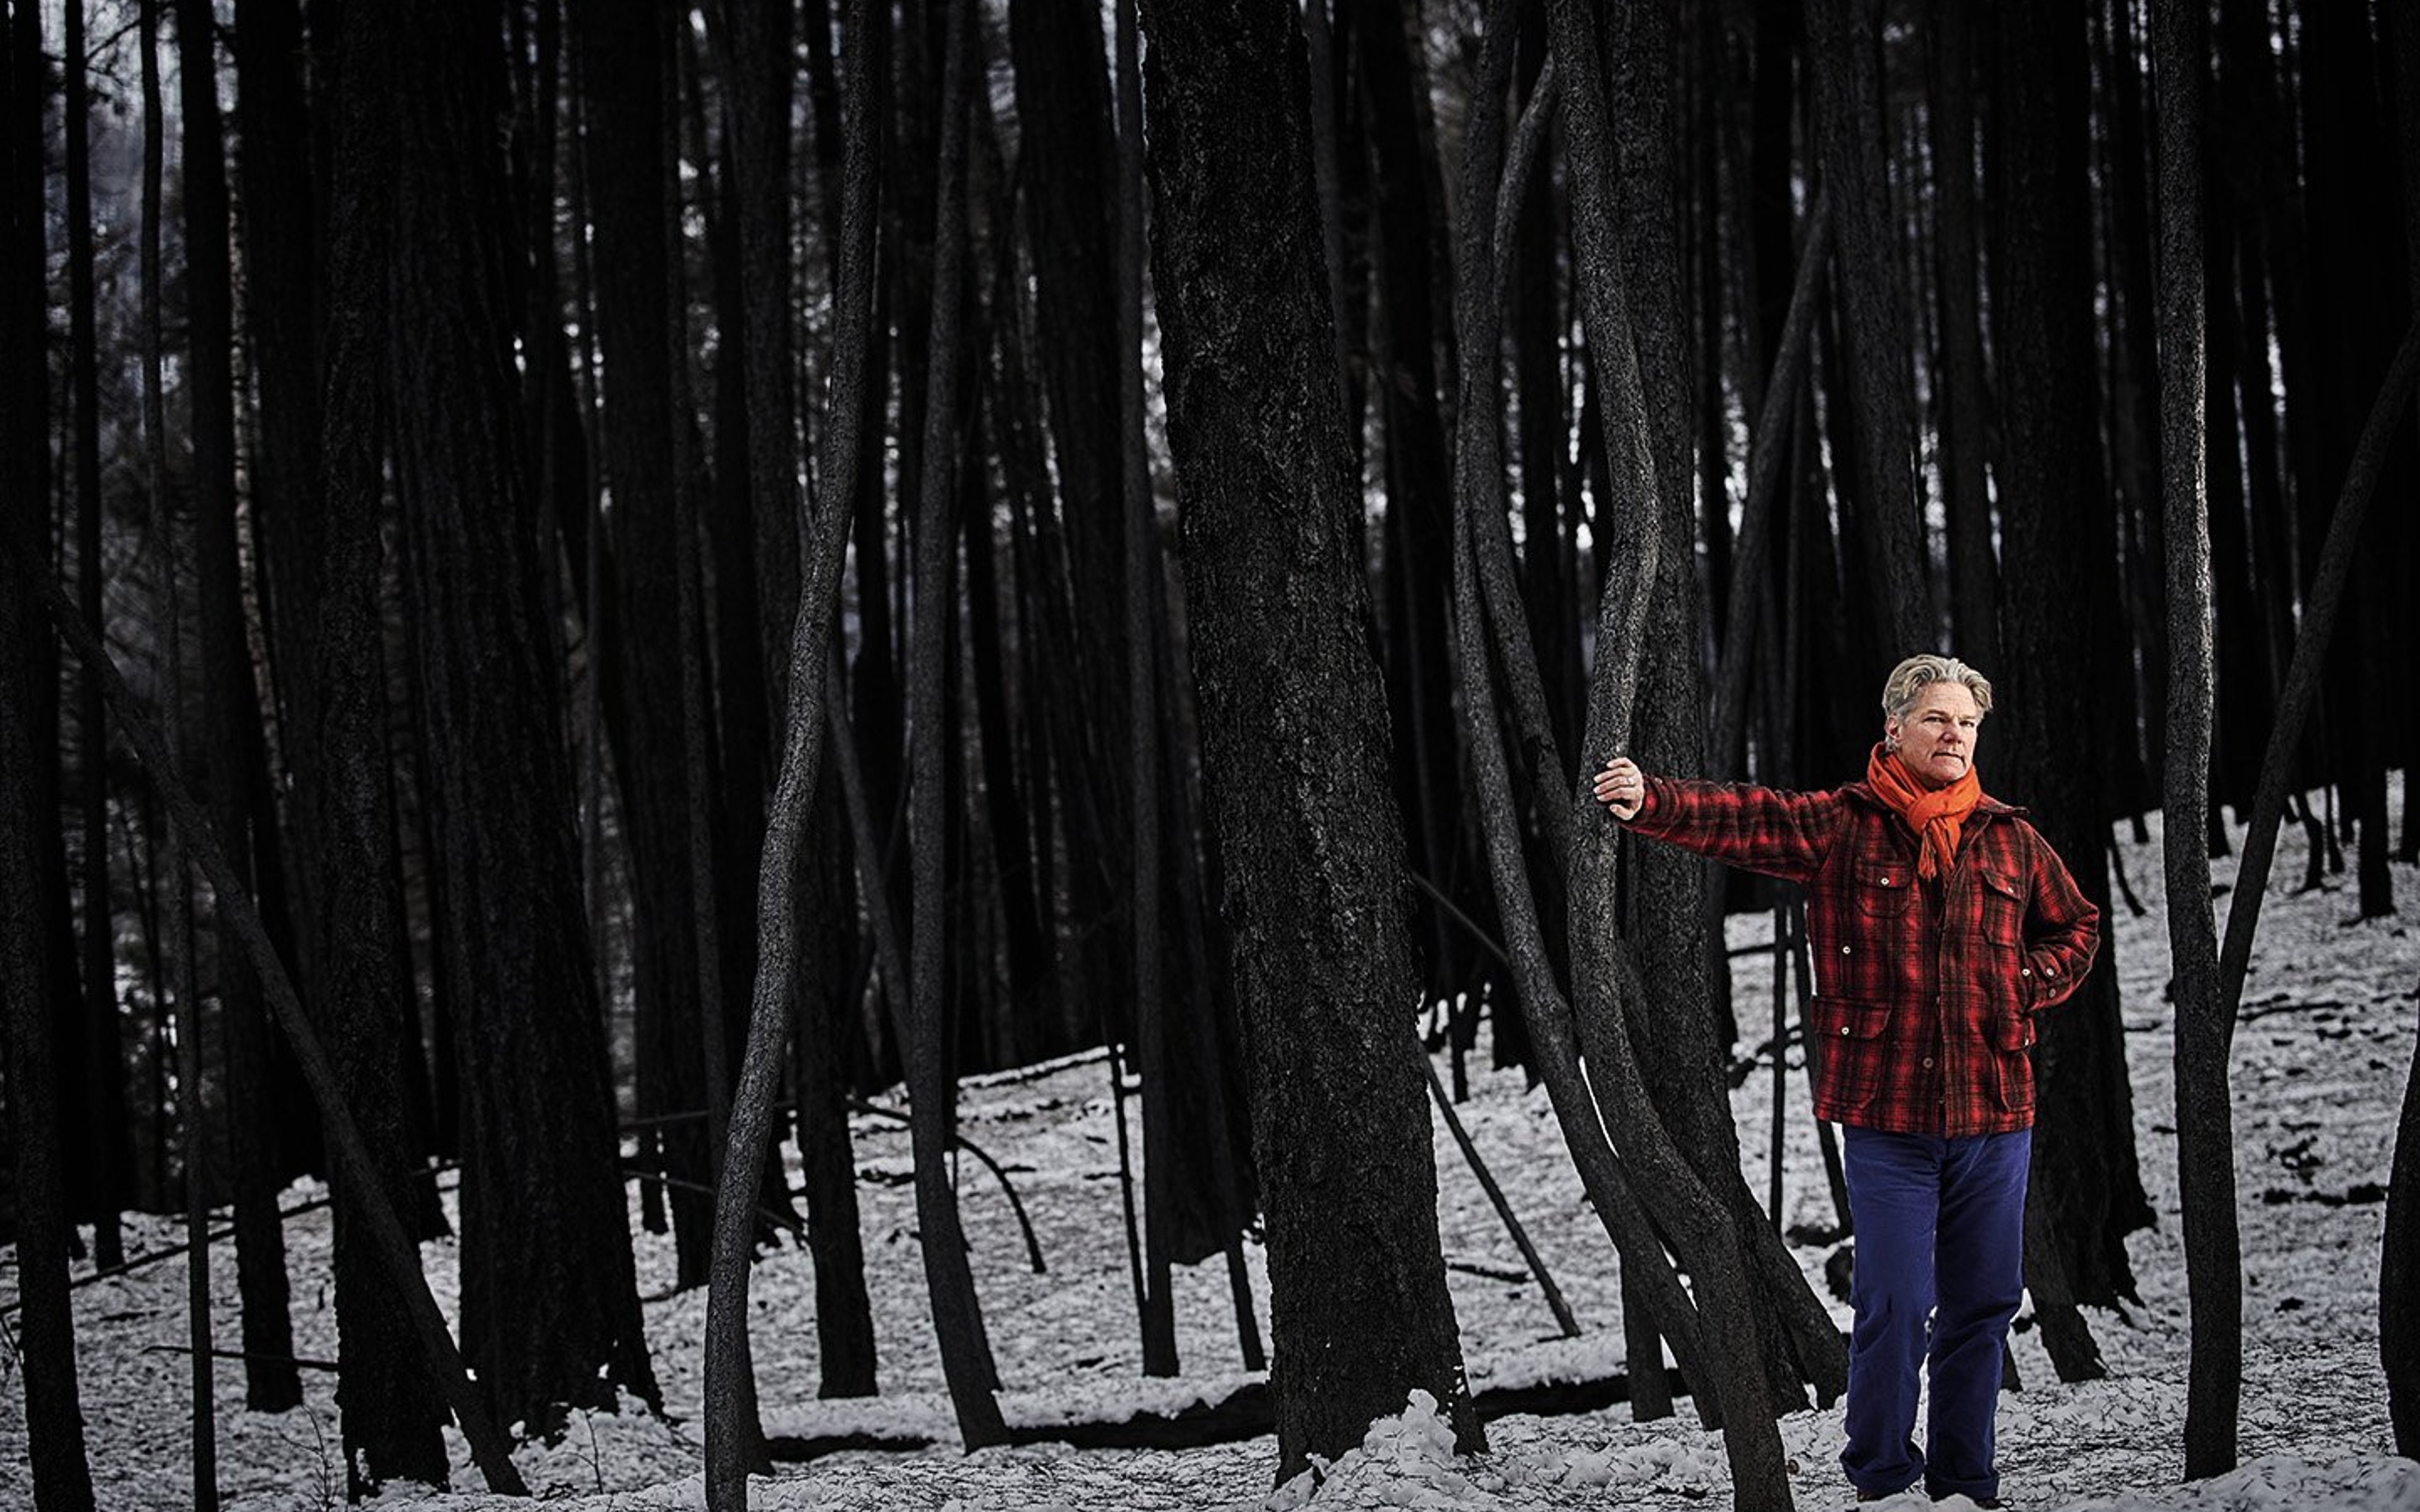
[1606,0,1845,1411]
[703,0,907,1495]
[1547,0,1795,1502]
[1445,0,1722,1429]
[2152,0,2240,1478]
[1138,0,1483,1481]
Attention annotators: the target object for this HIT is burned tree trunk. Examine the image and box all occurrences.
[1805,0,1933,655]
[2150,0,2240,1477]
[176,0,302,1413]
[1549,0,1797,1497]
[307,0,454,1483]
[575,0,717,1292]
[703,0,892,1490]
[1139,0,1482,1479]
[3,1,98,1500]
[383,0,657,1433]
[1991,0,2151,1374]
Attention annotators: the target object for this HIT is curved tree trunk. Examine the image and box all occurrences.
[1446,6,1719,1429]
[1546,0,1794,1502]
[701,0,893,1490]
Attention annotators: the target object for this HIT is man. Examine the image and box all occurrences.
[1594,654,2099,1508]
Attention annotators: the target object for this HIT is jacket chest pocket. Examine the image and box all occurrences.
[1976,868,2027,946]
[1854,857,1915,916]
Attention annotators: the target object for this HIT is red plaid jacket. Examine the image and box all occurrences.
[1624,775,2100,1137]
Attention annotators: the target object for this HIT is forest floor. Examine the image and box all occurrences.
[6,789,2418,1512]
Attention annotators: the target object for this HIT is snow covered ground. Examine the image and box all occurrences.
[6,791,2416,1512]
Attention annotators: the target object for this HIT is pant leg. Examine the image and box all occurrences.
[1924,1129,2031,1503]
[1840,1126,1942,1498]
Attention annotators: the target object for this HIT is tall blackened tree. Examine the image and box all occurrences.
[575,0,718,1292]
[1547,0,1797,1499]
[382,0,657,1432]
[1354,0,1464,1008]
[176,0,303,1412]
[1805,0,1932,656]
[904,0,1008,1449]
[1138,0,1482,1478]
[1605,0,1844,1411]
[1926,0,1998,669]
[717,0,879,1399]
[3,0,98,1503]
[2380,0,2420,1463]
[305,0,454,1485]
[1990,0,2153,1377]
[2151,0,2240,1478]
[1007,0,1133,1042]
[64,0,129,1273]
[705,0,892,1486]
[2299,0,2404,922]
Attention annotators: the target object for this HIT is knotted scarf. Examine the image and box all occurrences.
[1864,741,1982,881]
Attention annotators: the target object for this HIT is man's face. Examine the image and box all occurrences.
[1887,681,1981,790]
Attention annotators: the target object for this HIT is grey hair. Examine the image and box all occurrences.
[1881,654,1994,724]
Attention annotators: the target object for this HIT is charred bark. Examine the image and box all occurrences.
[1139,0,1483,1478]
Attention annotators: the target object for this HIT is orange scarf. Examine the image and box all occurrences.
[1864,742,1982,881]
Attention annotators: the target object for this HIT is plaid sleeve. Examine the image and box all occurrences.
[2020,824,2100,1012]
[1621,775,1849,886]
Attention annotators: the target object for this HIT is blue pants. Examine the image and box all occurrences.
[1840,1125,2030,1503]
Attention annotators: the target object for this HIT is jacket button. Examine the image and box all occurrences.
[1840,1025,1851,1036]
[1922,1057,1933,1068]
[1841,945,1853,955]
[2020,966,2032,976]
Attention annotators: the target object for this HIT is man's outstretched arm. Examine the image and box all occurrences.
[1593,757,1848,886]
